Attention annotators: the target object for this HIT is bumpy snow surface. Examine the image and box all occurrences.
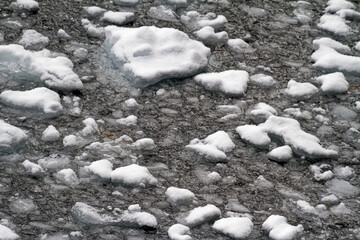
[104,26,210,87]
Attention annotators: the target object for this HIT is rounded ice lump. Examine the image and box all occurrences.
[104,26,210,87]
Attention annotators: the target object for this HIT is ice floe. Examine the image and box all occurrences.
[0,120,27,153]
[147,5,177,22]
[42,125,60,142]
[10,0,39,12]
[284,80,318,100]
[168,224,192,240]
[165,187,195,206]
[22,159,44,175]
[315,72,348,94]
[85,159,113,179]
[268,145,293,163]
[227,39,254,53]
[19,29,49,50]
[262,215,303,240]
[184,204,221,227]
[194,26,228,46]
[55,168,80,187]
[250,73,276,88]
[0,224,19,240]
[180,11,227,30]
[83,6,106,19]
[102,11,136,25]
[325,0,354,13]
[213,217,253,239]
[111,164,157,187]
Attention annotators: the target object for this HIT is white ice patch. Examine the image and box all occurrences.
[19,29,49,50]
[165,187,195,206]
[325,0,354,13]
[355,41,360,51]
[63,135,78,147]
[83,6,106,18]
[181,11,228,30]
[317,14,351,35]
[312,37,350,54]
[147,5,177,22]
[55,168,80,187]
[227,39,254,53]
[249,102,278,124]
[0,224,19,240]
[325,178,360,196]
[186,130,235,162]
[0,120,27,152]
[81,118,99,136]
[116,115,137,126]
[285,79,318,100]
[85,159,113,179]
[113,0,139,7]
[296,200,317,215]
[212,217,253,239]
[194,70,249,96]
[0,87,63,117]
[250,73,276,88]
[236,116,338,159]
[336,9,360,20]
[0,44,82,90]
[131,138,155,150]
[124,98,139,108]
[104,26,210,87]
[185,204,221,227]
[42,125,60,142]
[194,26,228,45]
[81,19,104,38]
[168,224,192,240]
[315,72,348,94]
[22,159,44,175]
[38,154,70,170]
[309,165,334,181]
[111,164,157,187]
[334,166,354,179]
[268,145,293,163]
[262,215,303,240]
[10,0,39,12]
[57,29,71,41]
[330,202,351,215]
[102,11,136,25]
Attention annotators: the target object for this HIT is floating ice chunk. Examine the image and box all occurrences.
[285,80,318,100]
[0,87,63,117]
[81,118,99,136]
[83,6,106,18]
[227,39,254,53]
[236,116,338,159]
[194,70,249,96]
[330,202,351,215]
[0,119,27,152]
[0,44,82,90]
[124,98,138,108]
[268,145,293,163]
[10,198,37,214]
[166,0,187,8]
[254,175,274,188]
[71,202,108,225]
[42,125,60,142]
[19,29,49,50]
[262,215,303,240]
[185,204,221,227]
[317,14,351,35]
[284,108,312,120]
[85,159,113,179]
[57,29,71,41]
[111,164,157,187]
[81,19,104,38]
[102,11,136,25]
[207,171,221,183]
[296,200,317,215]
[194,26,228,45]
[249,102,278,124]
[355,42,360,51]
[325,0,354,13]
[22,159,44,175]
[10,0,39,12]
[180,11,228,30]
[38,154,70,170]
[186,131,235,162]
[250,74,276,88]
[120,209,158,228]
[212,217,253,239]
[334,166,354,179]
[55,168,79,187]
[104,26,210,87]
[325,178,360,196]
[315,72,348,94]
[63,135,78,147]
[116,115,137,126]
[168,224,192,240]
[131,138,155,150]
[312,37,350,54]
[113,0,139,7]
[165,187,195,206]
[336,9,360,20]
[0,224,19,240]
[309,165,334,181]
[320,194,339,206]
[147,5,177,22]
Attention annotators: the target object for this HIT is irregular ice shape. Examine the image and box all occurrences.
[180,11,227,30]
[111,164,157,187]
[315,72,348,94]
[356,42,360,51]
[250,74,276,88]
[285,80,318,100]
[330,202,351,215]
[10,198,37,214]
[334,166,354,179]
[0,87,63,117]
[262,215,303,240]
[320,194,339,206]
[116,115,137,126]
[85,159,113,179]
[317,14,351,35]
[104,26,210,87]
[63,135,78,147]
[55,168,79,187]
[0,44,82,90]
[81,118,99,136]
[194,26,228,45]
[0,224,19,240]
[19,29,49,50]
[236,116,338,159]
[325,178,360,196]
[38,154,70,170]
[309,165,334,181]
[22,159,44,175]
[325,0,354,13]
[165,187,195,206]
[147,5,177,22]
[186,131,235,162]
[312,46,360,75]
[212,217,253,239]
[227,39,254,53]
[336,9,360,20]
[113,0,139,7]
[81,19,104,38]
[102,11,136,25]
[194,70,249,96]
[10,0,39,12]
[120,209,157,228]
[57,29,71,41]
[296,200,317,214]
[124,98,138,108]
[71,202,108,225]
[312,37,350,53]
[185,204,221,227]
[42,125,60,142]
[0,120,27,153]
[83,6,106,19]
[249,102,278,124]
[168,224,192,240]
[131,138,155,150]
[268,145,293,163]
[166,0,187,8]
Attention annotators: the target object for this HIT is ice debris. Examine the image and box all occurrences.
[19,29,49,50]
[0,120,27,153]
[42,125,60,142]
[185,204,221,227]
[168,224,192,240]
[262,215,303,240]
[212,217,253,239]
[111,164,157,187]
[165,187,195,206]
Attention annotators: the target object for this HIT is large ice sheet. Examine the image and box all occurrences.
[104,26,210,87]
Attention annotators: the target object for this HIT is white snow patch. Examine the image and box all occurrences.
[124,98,139,108]
[0,120,27,152]
[116,115,137,126]
[325,0,354,13]
[19,29,49,50]
[195,26,228,45]
[249,102,278,124]
[227,39,254,53]
[315,72,348,94]
[194,70,249,96]
[111,164,157,187]
[250,73,276,87]
[268,145,293,163]
[185,204,221,227]
[212,217,253,239]
[147,5,177,22]
[83,6,106,18]
[63,135,78,147]
[42,125,60,142]
[165,187,195,206]
[22,160,44,175]
[309,165,334,181]
[296,200,317,214]
[85,159,113,179]
[313,37,350,54]
[131,138,155,150]
[10,0,39,12]
[355,42,360,51]
[317,14,350,35]
[0,224,19,240]
[104,25,210,87]
[168,224,192,240]
[55,168,79,187]
[102,11,136,25]
[81,19,104,38]
[81,118,99,136]
[285,80,318,100]
[57,29,71,41]
[262,215,304,240]
[334,166,354,179]
[181,11,228,30]
[336,9,360,19]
